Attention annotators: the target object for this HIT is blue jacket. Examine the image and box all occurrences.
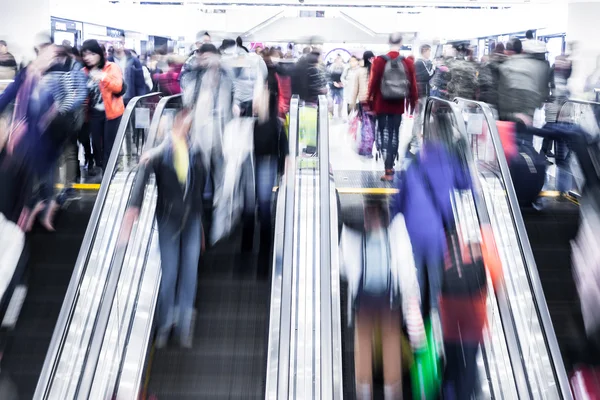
[391,143,472,258]
[109,53,147,102]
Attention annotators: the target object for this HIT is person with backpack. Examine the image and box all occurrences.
[340,197,423,400]
[81,39,125,175]
[368,33,418,181]
[497,38,551,206]
[446,44,479,101]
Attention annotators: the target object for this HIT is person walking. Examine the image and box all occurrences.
[108,34,147,104]
[368,33,418,181]
[81,39,125,174]
[412,44,435,142]
[122,109,207,348]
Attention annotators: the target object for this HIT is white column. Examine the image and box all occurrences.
[0,0,50,66]
[567,1,600,97]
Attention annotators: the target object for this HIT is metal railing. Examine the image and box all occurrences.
[266,96,299,399]
[452,97,572,399]
[81,95,182,399]
[34,93,162,400]
[318,94,343,399]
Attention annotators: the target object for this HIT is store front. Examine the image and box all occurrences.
[51,17,82,48]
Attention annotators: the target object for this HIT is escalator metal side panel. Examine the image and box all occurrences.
[328,184,344,400]
[34,93,162,400]
[425,97,533,398]
[45,174,134,400]
[115,229,160,400]
[89,181,158,399]
[317,94,342,400]
[76,95,181,398]
[454,97,572,399]
[265,174,289,400]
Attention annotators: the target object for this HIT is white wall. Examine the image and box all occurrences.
[0,0,51,65]
[567,2,600,97]
[343,3,567,40]
[50,1,280,42]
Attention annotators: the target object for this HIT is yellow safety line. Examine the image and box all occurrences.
[337,187,398,195]
[538,190,561,197]
[55,183,101,190]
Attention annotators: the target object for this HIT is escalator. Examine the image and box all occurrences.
[30,93,163,400]
[521,198,581,370]
[516,100,599,371]
[330,97,575,399]
[135,97,273,399]
[2,93,162,400]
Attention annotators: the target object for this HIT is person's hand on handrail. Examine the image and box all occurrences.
[118,207,140,247]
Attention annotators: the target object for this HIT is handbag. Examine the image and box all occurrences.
[0,213,25,302]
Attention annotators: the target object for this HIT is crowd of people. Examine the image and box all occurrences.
[2,25,600,400]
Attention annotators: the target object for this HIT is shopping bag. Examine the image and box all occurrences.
[299,105,318,152]
[496,120,517,161]
[0,213,24,301]
[348,111,360,141]
[211,118,255,245]
[410,318,443,400]
[356,111,375,156]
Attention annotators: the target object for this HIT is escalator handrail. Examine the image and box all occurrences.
[34,92,162,400]
[273,95,300,399]
[557,98,600,123]
[424,97,532,398]
[76,95,182,399]
[452,97,573,400]
[317,94,336,398]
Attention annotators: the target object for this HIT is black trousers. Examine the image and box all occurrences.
[89,110,122,170]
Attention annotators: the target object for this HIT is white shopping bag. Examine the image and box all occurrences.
[210,118,256,245]
[397,114,415,162]
[0,213,24,301]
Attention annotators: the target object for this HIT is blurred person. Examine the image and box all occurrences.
[130,49,154,93]
[55,45,88,205]
[81,39,125,174]
[342,55,360,114]
[392,132,502,399]
[154,55,183,95]
[498,38,550,206]
[0,38,87,231]
[541,53,572,156]
[368,33,418,181]
[430,47,454,100]
[108,34,147,104]
[498,38,550,122]
[522,29,548,62]
[122,108,207,348]
[329,54,345,119]
[349,50,374,109]
[340,199,409,400]
[284,43,294,59]
[236,36,249,53]
[0,40,17,81]
[242,48,289,265]
[412,44,435,139]
[179,43,234,209]
[446,43,479,101]
[292,45,327,105]
[478,43,507,109]
[220,39,267,117]
[255,45,263,56]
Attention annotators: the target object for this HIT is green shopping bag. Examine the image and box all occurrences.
[299,106,318,151]
[410,318,442,400]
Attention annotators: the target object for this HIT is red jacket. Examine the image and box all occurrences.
[368,51,418,115]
